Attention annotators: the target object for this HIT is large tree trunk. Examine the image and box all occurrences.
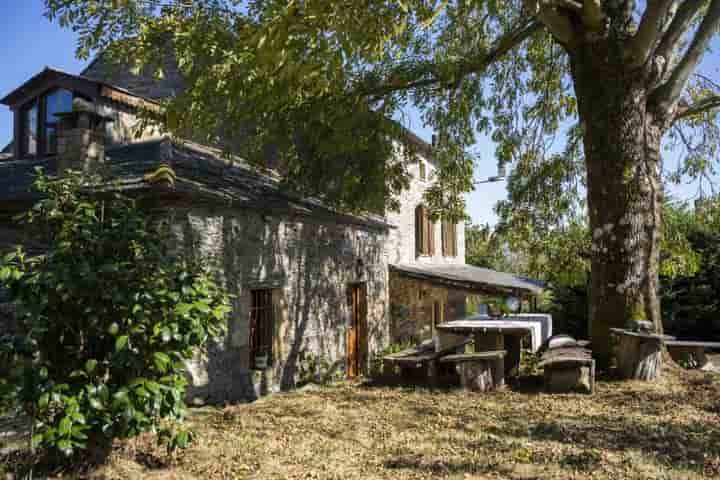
[570,44,665,365]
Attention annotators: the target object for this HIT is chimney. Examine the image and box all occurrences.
[55,98,110,174]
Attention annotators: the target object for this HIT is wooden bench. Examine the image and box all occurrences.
[439,350,506,392]
[665,340,720,371]
[539,346,595,394]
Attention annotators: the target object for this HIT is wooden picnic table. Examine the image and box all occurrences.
[436,320,541,377]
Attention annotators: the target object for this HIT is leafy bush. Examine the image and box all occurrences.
[295,350,344,386]
[0,170,230,462]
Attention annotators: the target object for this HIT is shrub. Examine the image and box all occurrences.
[295,350,344,386]
[0,169,230,463]
[370,340,415,377]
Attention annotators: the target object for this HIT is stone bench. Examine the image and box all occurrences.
[539,349,595,394]
[538,335,595,393]
[665,340,720,371]
[382,339,472,385]
[439,351,506,392]
[610,328,675,381]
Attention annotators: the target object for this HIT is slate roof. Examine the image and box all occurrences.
[81,51,186,100]
[0,138,390,230]
[390,263,544,295]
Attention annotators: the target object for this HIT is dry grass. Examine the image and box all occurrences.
[92,363,720,480]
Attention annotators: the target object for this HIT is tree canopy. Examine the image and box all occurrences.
[45,0,720,356]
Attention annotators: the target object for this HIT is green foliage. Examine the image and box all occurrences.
[464,223,511,271]
[0,169,230,461]
[295,350,344,386]
[370,340,415,377]
[661,195,720,340]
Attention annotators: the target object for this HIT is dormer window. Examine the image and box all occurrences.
[20,88,75,157]
[21,101,38,156]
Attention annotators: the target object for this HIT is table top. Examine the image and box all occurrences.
[609,328,676,341]
[665,340,720,348]
[437,319,545,351]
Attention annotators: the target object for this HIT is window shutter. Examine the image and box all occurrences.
[415,205,424,257]
[428,217,435,255]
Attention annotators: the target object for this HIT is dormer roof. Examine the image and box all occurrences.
[0,67,160,112]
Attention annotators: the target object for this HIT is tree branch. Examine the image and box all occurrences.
[355,21,541,98]
[654,0,705,74]
[627,0,677,67]
[527,1,580,45]
[673,94,720,121]
[653,0,720,113]
[581,0,605,31]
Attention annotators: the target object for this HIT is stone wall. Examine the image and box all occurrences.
[168,206,390,403]
[385,150,466,266]
[389,270,467,343]
[94,100,162,146]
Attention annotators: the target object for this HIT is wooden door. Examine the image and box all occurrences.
[347,284,367,378]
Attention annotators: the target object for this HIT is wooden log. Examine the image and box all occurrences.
[615,331,663,381]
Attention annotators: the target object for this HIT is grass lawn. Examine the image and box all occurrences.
[3,361,719,479]
[91,362,720,480]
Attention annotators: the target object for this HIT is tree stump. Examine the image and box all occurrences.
[612,329,667,381]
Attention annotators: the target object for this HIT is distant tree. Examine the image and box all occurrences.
[0,170,230,463]
[464,223,510,270]
[46,0,720,359]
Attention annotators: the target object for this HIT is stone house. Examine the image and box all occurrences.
[0,56,542,403]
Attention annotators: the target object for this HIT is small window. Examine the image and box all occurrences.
[419,162,426,181]
[249,289,275,368]
[415,205,435,257]
[21,102,38,156]
[442,220,458,257]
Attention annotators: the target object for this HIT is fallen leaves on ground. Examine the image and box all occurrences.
[95,363,720,480]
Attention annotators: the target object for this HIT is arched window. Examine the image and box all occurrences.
[442,220,458,257]
[415,205,435,257]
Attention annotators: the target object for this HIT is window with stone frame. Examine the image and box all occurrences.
[415,205,435,257]
[442,220,458,257]
[249,289,275,368]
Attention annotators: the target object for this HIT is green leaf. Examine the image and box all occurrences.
[85,359,98,374]
[115,335,129,352]
[58,417,72,436]
[31,433,44,449]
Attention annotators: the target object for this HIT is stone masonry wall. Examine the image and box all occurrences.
[168,206,390,403]
[385,150,466,266]
[389,270,467,343]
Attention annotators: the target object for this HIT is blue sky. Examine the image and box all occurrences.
[0,0,715,225]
